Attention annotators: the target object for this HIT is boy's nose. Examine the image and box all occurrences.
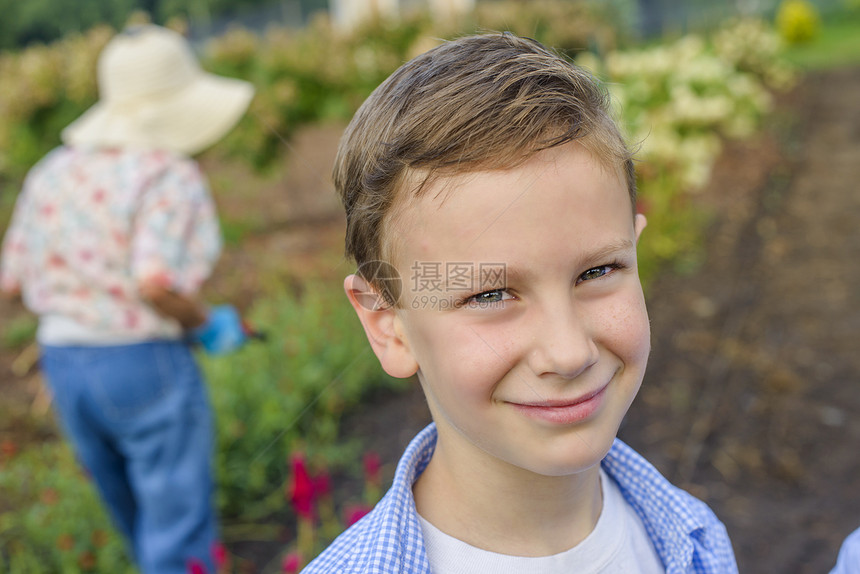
[526,306,598,380]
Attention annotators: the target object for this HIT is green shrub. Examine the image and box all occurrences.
[0,284,403,570]
[201,282,407,519]
[0,443,134,573]
[1,315,37,349]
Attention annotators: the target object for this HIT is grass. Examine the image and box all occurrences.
[783,11,860,70]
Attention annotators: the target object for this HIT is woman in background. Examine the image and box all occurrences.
[0,24,253,574]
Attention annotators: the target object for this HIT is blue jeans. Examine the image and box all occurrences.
[40,341,217,574]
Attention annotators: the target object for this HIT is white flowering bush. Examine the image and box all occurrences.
[581,22,792,191]
[713,18,796,90]
[577,18,795,276]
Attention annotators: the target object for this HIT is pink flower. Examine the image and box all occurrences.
[186,559,206,574]
[344,503,373,527]
[287,453,315,520]
[281,551,303,573]
[363,452,382,488]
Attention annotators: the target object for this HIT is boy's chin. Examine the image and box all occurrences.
[526,449,614,478]
[487,431,619,479]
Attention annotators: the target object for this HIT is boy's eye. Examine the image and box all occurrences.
[578,263,622,283]
[466,289,511,305]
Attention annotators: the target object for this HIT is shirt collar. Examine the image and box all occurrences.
[602,438,714,572]
[369,426,723,574]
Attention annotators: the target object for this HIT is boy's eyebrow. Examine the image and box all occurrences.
[580,239,637,266]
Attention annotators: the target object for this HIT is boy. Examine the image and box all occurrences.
[304,32,737,573]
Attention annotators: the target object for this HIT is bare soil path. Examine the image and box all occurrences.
[620,65,860,573]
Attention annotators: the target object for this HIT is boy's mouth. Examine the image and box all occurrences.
[507,384,609,425]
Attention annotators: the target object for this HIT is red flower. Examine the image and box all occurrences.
[287,453,315,520]
[212,541,230,569]
[187,559,207,574]
[281,551,302,573]
[363,452,382,488]
[314,469,332,499]
[343,503,373,527]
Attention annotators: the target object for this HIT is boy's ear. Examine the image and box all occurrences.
[634,213,647,243]
[344,274,419,379]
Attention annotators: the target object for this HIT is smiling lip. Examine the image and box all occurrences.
[508,384,608,425]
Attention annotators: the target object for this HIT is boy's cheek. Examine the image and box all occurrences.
[610,304,651,361]
[402,312,511,369]
[617,318,652,376]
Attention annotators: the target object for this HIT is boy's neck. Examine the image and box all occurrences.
[412,428,603,557]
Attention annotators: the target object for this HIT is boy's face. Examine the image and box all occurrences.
[354,142,650,477]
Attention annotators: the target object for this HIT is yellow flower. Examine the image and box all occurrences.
[776,0,820,44]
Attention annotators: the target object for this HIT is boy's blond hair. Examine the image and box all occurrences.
[334,32,635,305]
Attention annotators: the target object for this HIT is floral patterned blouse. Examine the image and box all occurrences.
[0,146,222,342]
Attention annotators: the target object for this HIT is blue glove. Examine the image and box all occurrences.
[191,305,248,355]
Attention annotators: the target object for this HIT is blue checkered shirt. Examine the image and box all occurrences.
[302,424,738,573]
[831,526,860,573]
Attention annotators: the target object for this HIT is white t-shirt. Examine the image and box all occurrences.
[417,469,665,574]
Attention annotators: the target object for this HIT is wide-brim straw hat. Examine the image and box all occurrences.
[62,25,254,156]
